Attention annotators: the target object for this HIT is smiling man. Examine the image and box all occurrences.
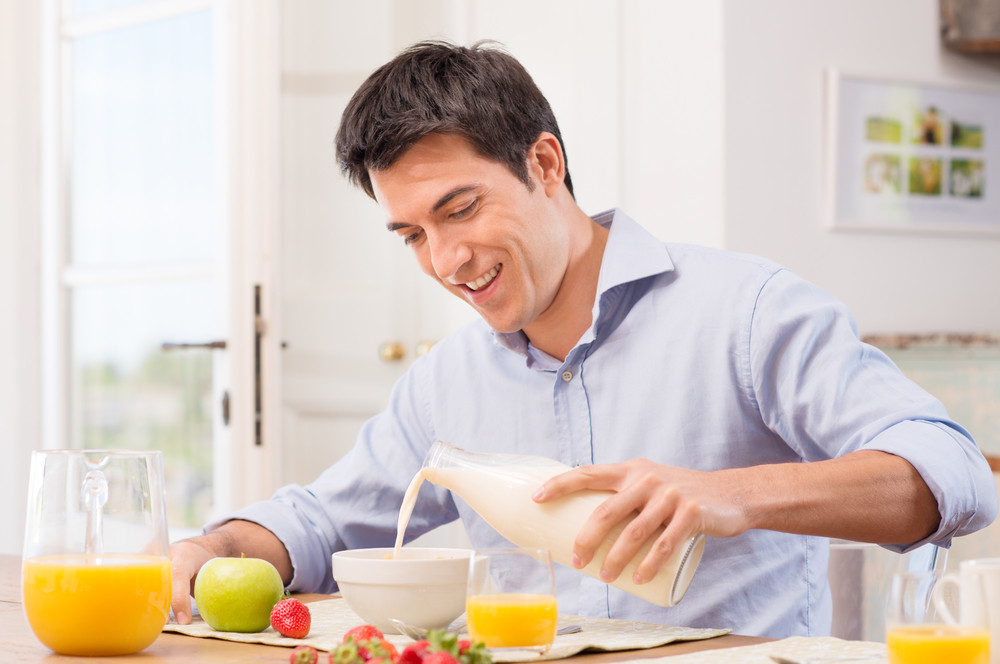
[169,41,996,637]
[372,132,606,360]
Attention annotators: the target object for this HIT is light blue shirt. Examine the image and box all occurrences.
[223,209,996,638]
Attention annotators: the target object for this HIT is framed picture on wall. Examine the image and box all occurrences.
[824,69,1000,236]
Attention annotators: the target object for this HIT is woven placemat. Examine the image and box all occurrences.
[164,598,730,661]
[648,636,887,663]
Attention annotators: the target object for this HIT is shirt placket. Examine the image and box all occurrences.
[552,350,610,616]
[552,355,594,468]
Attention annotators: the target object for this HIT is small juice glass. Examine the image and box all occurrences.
[22,450,172,656]
[886,571,989,664]
[466,548,557,653]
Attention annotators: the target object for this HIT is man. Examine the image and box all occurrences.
[170,41,996,637]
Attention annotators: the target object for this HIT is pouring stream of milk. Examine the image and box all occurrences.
[393,469,428,557]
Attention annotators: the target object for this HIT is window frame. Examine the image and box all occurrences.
[39,0,284,536]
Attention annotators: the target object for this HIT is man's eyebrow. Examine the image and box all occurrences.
[431,184,479,213]
[385,184,481,232]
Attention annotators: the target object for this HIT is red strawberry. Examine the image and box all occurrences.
[424,630,491,664]
[373,639,399,662]
[330,640,364,664]
[356,636,398,663]
[423,652,459,664]
[291,644,320,664]
[398,639,430,664]
[344,625,384,644]
[270,598,312,639]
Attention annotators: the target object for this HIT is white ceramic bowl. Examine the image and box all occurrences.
[332,547,472,635]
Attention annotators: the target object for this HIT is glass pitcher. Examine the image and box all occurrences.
[22,449,171,656]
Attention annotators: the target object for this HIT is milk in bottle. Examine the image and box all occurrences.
[395,441,704,608]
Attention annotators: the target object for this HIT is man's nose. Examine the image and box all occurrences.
[427,230,472,281]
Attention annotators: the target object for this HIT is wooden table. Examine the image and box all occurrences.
[1,554,766,663]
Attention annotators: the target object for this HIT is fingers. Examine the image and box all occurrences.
[600,483,681,582]
[169,539,215,624]
[531,463,634,571]
[170,555,195,624]
[571,487,642,573]
[532,464,627,502]
[534,460,729,587]
[633,501,699,584]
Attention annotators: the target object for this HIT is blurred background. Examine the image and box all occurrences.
[1,0,999,636]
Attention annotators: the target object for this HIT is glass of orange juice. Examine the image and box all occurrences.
[886,570,990,664]
[466,548,557,653]
[22,450,172,656]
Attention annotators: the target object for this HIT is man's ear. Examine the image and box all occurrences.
[528,132,566,197]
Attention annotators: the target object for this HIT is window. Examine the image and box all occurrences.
[44,0,227,534]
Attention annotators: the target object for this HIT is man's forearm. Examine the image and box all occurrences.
[739,449,940,545]
[186,519,294,584]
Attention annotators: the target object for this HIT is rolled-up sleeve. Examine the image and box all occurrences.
[212,486,339,593]
[863,418,996,550]
[749,268,997,550]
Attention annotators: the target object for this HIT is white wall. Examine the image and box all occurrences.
[621,0,727,248]
[0,1,41,555]
[721,0,1000,335]
[4,0,998,553]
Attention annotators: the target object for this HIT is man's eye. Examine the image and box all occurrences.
[403,229,424,245]
[451,200,477,220]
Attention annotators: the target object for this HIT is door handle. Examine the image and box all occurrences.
[159,285,271,443]
[161,340,228,351]
[161,340,230,427]
[379,341,437,361]
[379,342,406,362]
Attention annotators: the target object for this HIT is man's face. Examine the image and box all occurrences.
[369,133,570,334]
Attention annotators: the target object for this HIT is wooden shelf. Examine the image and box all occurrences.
[941,0,1000,54]
[944,38,1000,54]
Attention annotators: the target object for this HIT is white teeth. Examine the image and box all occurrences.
[466,265,500,291]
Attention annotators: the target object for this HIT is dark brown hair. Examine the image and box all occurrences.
[335,40,573,199]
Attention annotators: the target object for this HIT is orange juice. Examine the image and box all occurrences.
[466,593,557,649]
[887,625,990,664]
[22,554,172,656]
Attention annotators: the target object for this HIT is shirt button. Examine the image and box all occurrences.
[561,370,573,382]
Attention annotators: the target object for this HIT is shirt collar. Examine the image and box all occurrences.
[493,208,675,366]
[592,208,674,304]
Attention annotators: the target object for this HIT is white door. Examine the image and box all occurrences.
[41,0,282,537]
[276,0,478,487]
[276,1,622,493]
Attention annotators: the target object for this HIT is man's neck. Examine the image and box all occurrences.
[523,211,610,361]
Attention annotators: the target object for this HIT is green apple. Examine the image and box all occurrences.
[194,556,284,632]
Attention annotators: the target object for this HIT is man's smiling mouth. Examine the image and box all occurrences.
[465,264,501,291]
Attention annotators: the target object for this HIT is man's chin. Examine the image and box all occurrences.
[475,312,522,335]
[461,297,528,334]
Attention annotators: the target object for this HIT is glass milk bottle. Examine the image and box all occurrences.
[420,441,705,607]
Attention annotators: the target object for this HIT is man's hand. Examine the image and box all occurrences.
[169,537,220,625]
[168,521,294,625]
[532,459,751,585]
[532,450,939,586]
